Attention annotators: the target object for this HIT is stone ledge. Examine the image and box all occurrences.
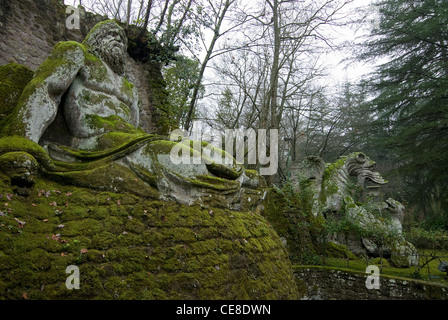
[293,266,448,300]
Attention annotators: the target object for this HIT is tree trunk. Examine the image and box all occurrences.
[126,0,132,29]
[139,0,153,39]
[184,0,233,132]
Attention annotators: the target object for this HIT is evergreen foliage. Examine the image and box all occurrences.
[360,0,448,226]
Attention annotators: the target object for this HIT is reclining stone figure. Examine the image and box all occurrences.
[0,20,264,209]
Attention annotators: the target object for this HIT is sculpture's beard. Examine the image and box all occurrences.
[98,44,126,76]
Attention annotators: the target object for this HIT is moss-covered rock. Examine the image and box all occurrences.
[325,242,357,260]
[263,184,326,265]
[0,63,34,123]
[0,176,299,300]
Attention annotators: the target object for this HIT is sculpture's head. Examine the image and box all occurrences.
[385,198,405,222]
[83,20,128,75]
[345,152,387,186]
[0,152,39,196]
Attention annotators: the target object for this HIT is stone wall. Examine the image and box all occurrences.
[294,266,448,300]
[0,0,162,133]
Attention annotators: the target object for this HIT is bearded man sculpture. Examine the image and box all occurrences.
[0,21,264,209]
[3,20,138,148]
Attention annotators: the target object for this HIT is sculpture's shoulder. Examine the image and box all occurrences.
[31,41,87,84]
[51,41,87,58]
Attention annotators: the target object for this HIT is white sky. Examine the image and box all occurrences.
[319,0,377,87]
[63,0,378,93]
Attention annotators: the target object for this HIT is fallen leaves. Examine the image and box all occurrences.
[51,234,61,241]
[50,233,68,244]
[38,190,51,198]
[14,218,26,228]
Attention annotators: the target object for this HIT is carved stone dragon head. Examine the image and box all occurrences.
[345,152,387,187]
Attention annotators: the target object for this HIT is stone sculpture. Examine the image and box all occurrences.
[0,18,298,300]
[291,152,418,267]
[0,20,264,210]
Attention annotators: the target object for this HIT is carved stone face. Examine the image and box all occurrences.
[0,152,38,196]
[84,22,128,75]
[346,152,387,186]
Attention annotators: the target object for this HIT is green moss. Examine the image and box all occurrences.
[85,115,142,135]
[85,55,108,83]
[0,136,54,170]
[263,184,326,265]
[0,174,299,300]
[344,195,357,209]
[1,41,86,138]
[319,157,348,204]
[148,139,191,156]
[95,132,142,151]
[121,77,135,98]
[82,20,121,47]
[323,157,346,181]
[245,169,259,179]
[206,162,241,180]
[47,162,159,199]
[0,63,34,123]
[191,175,239,191]
[146,63,178,135]
[262,188,292,237]
[30,41,85,85]
[325,242,357,260]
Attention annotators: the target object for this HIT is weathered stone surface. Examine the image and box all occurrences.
[0,63,34,122]
[0,0,170,134]
[290,152,418,267]
[0,175,299,300]
[0,16,298,300]
[0,20,266,209]
[288,155,325,216]
[294,266,448,300]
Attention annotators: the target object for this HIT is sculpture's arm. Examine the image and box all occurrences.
[2,41,86,143]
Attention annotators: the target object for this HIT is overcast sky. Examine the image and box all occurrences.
[320,0,376,87]
[63,0,377,89]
